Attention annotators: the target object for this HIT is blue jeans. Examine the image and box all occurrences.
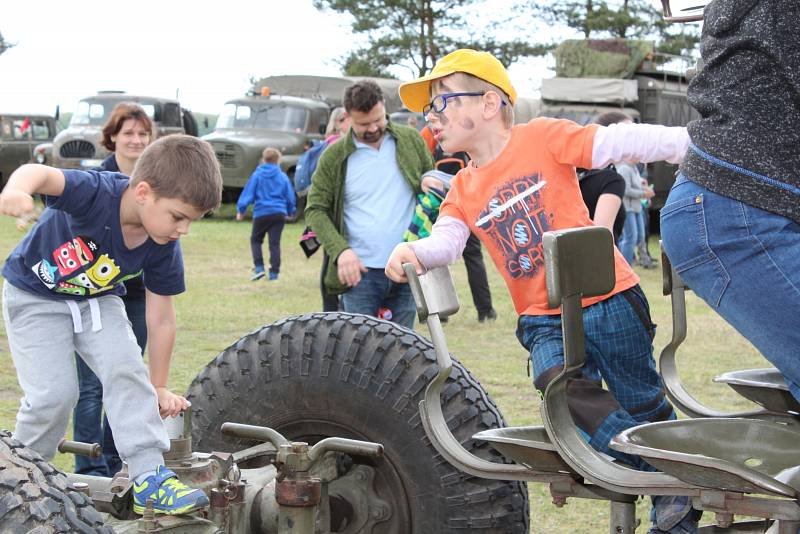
[636,210,647,246]
[74,295,147,476]
[341,268,416,329]
[661,175,800,402]
[619,210,641,265]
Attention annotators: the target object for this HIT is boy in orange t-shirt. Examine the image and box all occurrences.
[386,49,699,534]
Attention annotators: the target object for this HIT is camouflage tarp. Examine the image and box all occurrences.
[554,39,655,79]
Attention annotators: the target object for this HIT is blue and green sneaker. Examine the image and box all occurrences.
[132,465,209,515]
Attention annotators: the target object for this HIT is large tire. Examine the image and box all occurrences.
[0,430,113,533]
[187,313,529,534]
[181,108,199,137]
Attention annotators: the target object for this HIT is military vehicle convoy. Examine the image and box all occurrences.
[203,76,405,207]
[538,39,699,210]
[0,112,57,188]
[44,91,198,171]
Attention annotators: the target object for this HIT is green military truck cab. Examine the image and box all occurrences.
[0,113,58,188]
[203,93,330,201]
[51,92,197,170]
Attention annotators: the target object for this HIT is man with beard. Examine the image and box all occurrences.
[306,81,434,328]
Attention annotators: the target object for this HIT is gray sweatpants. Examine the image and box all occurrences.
[2,281,169,479]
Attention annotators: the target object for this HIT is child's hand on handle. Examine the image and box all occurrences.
[235,212,244,221]
[0,189,35,218]
[385,243,423,283]
[155,387,190,418]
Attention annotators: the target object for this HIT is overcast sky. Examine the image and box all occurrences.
[1,0,670,115]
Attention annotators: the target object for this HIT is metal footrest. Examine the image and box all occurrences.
[714,369,800,415]
[611,418,800,498]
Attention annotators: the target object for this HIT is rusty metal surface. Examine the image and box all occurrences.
[276,478,322,507]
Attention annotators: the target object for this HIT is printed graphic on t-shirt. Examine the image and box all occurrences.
[474,174,551,280]
[29,235,137,296]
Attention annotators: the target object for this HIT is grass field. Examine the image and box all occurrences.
[0,206,768,533]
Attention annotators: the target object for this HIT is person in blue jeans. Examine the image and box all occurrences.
[74,102,152,476]
[236,147,296,281]
[305,80,434,330]
[660,0,800,405]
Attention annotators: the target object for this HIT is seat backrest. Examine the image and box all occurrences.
[541,227,697,494]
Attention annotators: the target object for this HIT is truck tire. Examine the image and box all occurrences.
[181,108,199,137]
[0,430,113,534]
[187,312,529,534]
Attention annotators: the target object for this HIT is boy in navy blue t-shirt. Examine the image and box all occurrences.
[0,134,221,515]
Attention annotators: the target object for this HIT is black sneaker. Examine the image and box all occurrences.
[478,309,497,323]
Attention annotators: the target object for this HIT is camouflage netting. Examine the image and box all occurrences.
[554,39,655,79]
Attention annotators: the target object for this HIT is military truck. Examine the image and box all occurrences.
[538,39,700,210]
[205,76,405,209]
[0,113,58,188]
[202,91,331,206]
[49,91,198,170]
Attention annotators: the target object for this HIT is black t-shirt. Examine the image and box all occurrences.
[577,167,626,242]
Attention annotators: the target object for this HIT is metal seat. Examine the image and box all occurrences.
[659,245,798,425]
[612,418,800,498]
[404,264,563,483]
[472,426,577,475]
[714,369,800,415]
[403,261,638,515]
[545,228,800,531]
[539,227,700,497]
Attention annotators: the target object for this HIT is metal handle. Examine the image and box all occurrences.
[221,422,291,448]
[58,438,101,458]
[308,437,383,462]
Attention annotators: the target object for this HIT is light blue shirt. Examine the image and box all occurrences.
[343,134,415,268]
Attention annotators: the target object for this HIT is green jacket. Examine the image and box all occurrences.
[305,121,435,295]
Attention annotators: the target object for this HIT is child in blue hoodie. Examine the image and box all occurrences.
[236,148,296,280]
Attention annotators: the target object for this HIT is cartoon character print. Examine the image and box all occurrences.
[52,236,97,276]
[85,254,121,288]
[55,281,85,296]
[67,272,98,290]
[31,259,58,289]
[474,173,552,279]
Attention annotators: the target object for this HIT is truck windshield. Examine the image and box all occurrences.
[216,103,308,132]
[70,100,157,126]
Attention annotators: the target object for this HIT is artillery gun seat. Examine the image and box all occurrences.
[659,246,799,425]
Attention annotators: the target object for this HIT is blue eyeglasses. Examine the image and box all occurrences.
[423,91,507,115]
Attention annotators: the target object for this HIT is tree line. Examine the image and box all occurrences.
[313,0,699,77]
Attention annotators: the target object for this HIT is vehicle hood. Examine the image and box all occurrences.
[202,129,304,151]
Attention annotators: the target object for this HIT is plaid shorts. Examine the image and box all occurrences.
[516,285,673,469]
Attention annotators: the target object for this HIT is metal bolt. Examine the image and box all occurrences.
[715,512,734,528]
[371,504,388,520]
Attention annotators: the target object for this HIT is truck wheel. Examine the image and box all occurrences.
[187,313,529,534]
[181,108,199,137]
[0,430,113,533]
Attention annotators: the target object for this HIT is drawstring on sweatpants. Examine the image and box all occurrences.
[65,299,103,333]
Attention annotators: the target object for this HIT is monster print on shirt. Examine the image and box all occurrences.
[52,236,97,276]
[31,235,126,296]
[474,174,552,280]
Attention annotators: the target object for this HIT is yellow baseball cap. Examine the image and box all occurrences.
[399,49,517,113]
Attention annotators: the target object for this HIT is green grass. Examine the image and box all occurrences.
[0,209,767,533]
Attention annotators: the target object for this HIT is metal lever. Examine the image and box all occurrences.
[59,438,101,458]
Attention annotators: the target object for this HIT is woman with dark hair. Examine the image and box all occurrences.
[73,102,153,476]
